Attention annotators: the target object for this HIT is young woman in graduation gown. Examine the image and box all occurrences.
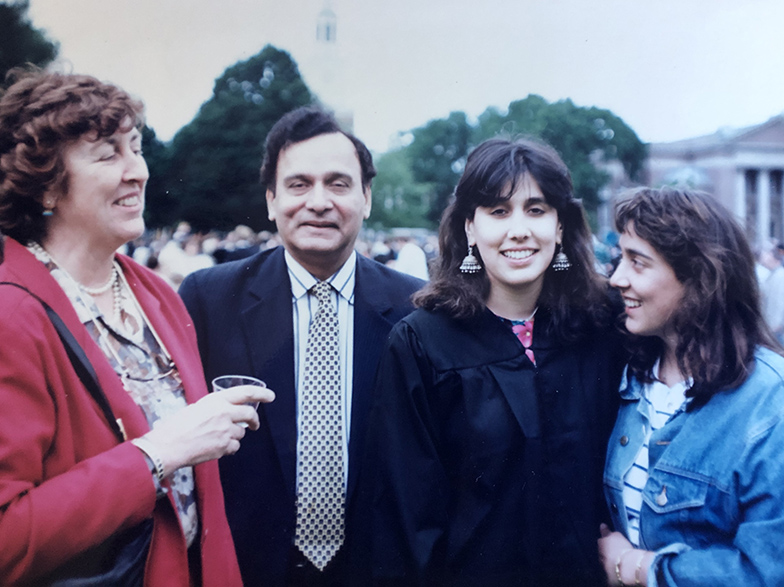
[360,137,626,586]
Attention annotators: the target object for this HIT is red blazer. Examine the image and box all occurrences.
[0,238,242,587]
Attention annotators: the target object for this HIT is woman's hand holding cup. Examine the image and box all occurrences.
[212,375,268,429]
[139,377,274,476]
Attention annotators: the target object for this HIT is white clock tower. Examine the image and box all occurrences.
[307,0,354,131]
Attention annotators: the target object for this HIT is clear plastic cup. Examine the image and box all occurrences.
[211,375,266,428]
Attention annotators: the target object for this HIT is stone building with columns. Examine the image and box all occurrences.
[646,115,784,247]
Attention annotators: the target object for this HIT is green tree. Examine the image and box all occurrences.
[0,0,58,84]
[141,126,175,227]
[372,97,644,229]
[407,111,472,225]
[369,148,431,229]
[474,95,646,218]
[154,45,312,231]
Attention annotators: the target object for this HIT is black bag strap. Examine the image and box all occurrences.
[1,281,125,443]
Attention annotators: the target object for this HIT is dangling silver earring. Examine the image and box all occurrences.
[459,244,482,273]
[552,244,571,271]
[42,200,54,217]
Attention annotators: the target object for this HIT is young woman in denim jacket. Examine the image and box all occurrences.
[598,186,784,587]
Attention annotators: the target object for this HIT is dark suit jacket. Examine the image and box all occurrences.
[179,246,423,587]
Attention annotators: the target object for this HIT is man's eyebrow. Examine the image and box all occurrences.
[282,173,312,183]
[324,172,353,183]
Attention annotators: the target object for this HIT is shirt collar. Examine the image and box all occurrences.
[652,358,693,390]
[285,249,356,304]
[619,359,694,401]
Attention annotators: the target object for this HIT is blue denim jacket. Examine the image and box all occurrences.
[604,347,784,587]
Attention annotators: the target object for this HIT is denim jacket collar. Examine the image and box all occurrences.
[618,365,642,401]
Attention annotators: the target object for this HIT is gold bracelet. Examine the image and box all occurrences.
[615,549,634,586]
[634,551,646,586]
[131,437,166,483]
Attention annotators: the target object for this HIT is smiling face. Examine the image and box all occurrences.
[45,126,147,254]
[610,222,686,346]
[465,174,562,314]
[266,132,371,280]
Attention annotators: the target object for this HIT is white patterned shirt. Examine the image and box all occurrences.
[622,360,690,546]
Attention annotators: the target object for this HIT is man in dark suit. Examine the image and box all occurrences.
[179,107,423,587]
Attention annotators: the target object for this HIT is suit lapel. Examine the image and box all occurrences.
[239,248,298,496]
[347,258,400,500]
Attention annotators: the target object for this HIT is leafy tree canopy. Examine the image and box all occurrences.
[0,0,58,84]
[374,95,645,229]
[475,95,646,212]
[151,45,312,231]
[369,148,431,230]
[371,111,472,228]
[408,111,472,224]
[141,126,173,228]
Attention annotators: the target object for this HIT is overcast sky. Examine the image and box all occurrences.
[27,0,784,152]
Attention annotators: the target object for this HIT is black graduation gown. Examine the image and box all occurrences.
[360,306,624,587]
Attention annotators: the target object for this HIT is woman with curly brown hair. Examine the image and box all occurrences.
[0,70,273,586]
[599,187,784,586]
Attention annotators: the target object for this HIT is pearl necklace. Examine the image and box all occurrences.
[80,265,119,296]
[111,270,123,324]
[27,241,177,389]
[28,242,124,323]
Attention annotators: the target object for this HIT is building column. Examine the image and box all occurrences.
[735,168,747,221]
[758,169,771,245]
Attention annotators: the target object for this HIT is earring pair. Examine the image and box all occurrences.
[459,242,571,273]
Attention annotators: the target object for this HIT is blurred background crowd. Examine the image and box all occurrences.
[121,222,438,288]
[124,219,784,351]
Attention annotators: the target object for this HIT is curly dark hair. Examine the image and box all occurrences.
[614,186,781,406]
[415,137,612,343]
[259,106,375,193]
[0,69,144,244]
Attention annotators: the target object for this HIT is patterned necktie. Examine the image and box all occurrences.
[295,281,345,570]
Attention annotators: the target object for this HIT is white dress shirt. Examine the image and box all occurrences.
[285,250,356,488]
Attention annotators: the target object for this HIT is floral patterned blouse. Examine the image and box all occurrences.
[28,246,199,547]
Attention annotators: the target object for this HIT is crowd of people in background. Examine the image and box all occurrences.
[124,220,784,342]
[122,222,438,289]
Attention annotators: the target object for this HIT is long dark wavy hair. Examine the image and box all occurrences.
[614,186,781,406]
[415,137,612,343]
